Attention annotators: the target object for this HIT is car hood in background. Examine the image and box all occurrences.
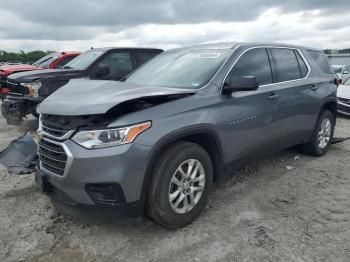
[0,64,41,75]
[337,85,350,99]
[8,68,83,83]
[37,79,197,115]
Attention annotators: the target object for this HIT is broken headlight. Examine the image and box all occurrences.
[72,121,151,149]
[21,82,41,97]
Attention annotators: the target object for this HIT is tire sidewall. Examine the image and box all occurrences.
[313,110,334,156]
[154,144,212,227]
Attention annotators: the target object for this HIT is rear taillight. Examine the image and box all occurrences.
[334,78,342,87]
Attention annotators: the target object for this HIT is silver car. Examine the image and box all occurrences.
[333,65,350,83]
[337,78,350,116]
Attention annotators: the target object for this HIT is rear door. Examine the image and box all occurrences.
[224,47,282,163]
[269,47,319,148]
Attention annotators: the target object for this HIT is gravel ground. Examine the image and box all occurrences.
[0,114,349,262]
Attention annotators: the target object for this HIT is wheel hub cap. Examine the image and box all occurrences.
[168,159,205,214]
[318,118,331,149]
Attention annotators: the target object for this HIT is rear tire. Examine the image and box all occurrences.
[301,110,334,156]
[147,141,213,229]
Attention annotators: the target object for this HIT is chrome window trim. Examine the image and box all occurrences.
[39,136,73,179]
[220,46,312,91]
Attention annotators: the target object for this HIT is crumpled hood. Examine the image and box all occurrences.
[337,85,350,99]
[8,68,82,83]
[37,79,196,115]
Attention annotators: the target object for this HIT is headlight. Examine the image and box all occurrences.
[21,82,41,97]
[72,121,151,149]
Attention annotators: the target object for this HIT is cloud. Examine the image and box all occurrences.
[0,0,350,51]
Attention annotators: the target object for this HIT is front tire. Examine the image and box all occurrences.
[301,110,335,156]
[147,141,213,228]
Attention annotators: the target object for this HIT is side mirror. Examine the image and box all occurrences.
[343,71,349,74]
[95,64,110,77]
[223,76,259,95]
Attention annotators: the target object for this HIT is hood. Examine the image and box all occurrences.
[337,85,350,99]
[8,68,82,83]
[37,79,197,115]
[0,64,41,76]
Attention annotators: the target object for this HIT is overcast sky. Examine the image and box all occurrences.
[1,0,350,52]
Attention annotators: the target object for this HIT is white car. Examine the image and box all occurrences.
[337,78,350,116]
[333,65,350,83]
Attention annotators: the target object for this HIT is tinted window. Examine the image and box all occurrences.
[294,51,308,78]
[229,48,272,85]
[64,50,104,70]
[98,52,133,76]
[54,56,76,69]
[137,52,159,65]
[271,48,301,82]
[307,50,333,74]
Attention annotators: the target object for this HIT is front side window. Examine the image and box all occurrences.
[97,52,133,76]
[271,48,302,82]
[228,48,273,86]
[125,49,230,89]
[63,50,104,70]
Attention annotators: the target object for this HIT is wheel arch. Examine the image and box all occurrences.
[138,127,225,211]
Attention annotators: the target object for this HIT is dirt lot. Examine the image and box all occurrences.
[0,114,349,262]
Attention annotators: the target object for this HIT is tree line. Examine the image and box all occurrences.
[0,50,54,64]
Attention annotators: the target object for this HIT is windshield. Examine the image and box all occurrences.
[125,49,231,89]
[32,53,58,68]
[332,66,343,74]
[63,50,104,70]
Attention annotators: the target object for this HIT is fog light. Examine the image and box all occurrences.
[85,183,126,206]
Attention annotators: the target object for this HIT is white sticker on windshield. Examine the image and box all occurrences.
[197,52,222,59]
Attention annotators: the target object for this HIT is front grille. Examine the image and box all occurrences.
[38,138,68,176]
[338,97,350,105]
[338,103,350,114]
[41,120,74,138]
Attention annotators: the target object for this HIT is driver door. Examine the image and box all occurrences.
[223,47,282,163]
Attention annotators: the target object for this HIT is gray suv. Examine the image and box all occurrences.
[35,43,338,228]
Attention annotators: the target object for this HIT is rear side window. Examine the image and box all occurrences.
[307,50,333,74]
[271,48,302,82]
[229,48,273,86]
[137,52,159,65]
[98,52,133,76]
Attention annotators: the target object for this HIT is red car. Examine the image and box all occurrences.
[0,51,80,97]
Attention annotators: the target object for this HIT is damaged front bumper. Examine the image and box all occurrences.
[2,95,42,125]
[36,136,152,216]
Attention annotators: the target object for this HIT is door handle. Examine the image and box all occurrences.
[310,84,319,91]
[268,92,280,100]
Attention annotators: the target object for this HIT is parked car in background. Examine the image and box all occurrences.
[337,78,350,116]
[2,47,163,125]
[35,43,337,228]
[332,64,350,83]
[0,52,80,98]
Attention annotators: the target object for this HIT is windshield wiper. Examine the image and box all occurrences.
[63,66,74,69]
